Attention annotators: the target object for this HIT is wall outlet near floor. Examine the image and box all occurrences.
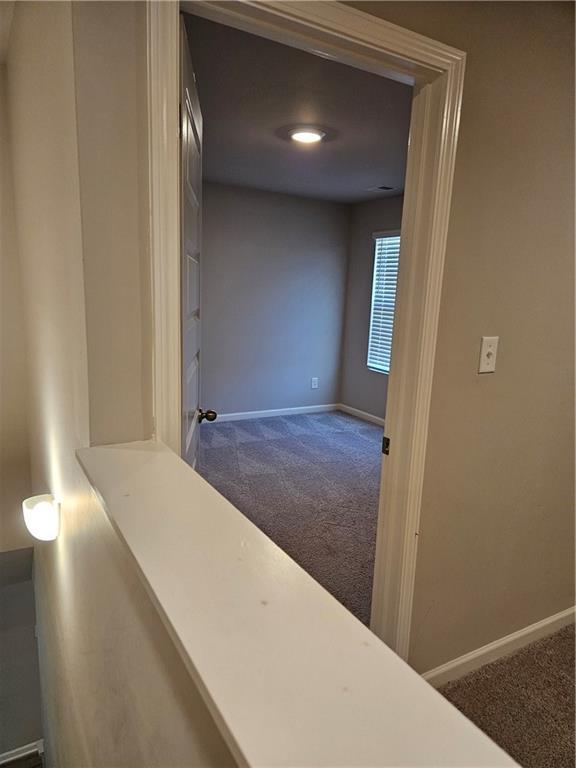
[311,377,319,389]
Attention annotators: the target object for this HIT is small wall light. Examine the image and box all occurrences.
[22,494,60,541]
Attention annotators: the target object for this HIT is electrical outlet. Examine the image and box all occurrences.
[311,377,319,389]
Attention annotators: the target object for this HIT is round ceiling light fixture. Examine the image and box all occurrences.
[290,127,326,144]
[276,124,337,144]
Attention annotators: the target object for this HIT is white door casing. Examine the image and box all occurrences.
[180,17,203,466]
[148,1,466,659]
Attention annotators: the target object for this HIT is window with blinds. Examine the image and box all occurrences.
[367,233,401,374]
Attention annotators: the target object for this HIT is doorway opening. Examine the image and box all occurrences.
[182,13,411,625]
[149,0,465,657]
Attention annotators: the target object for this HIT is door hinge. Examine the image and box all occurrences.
[382,435,390,455]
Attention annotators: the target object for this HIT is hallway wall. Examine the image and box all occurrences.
[0,63,30,553]
[6,3,232,765]
[72,1,153,446]
[351,0,575,672]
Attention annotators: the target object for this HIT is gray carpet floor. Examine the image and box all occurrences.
[440,624,575,768]
[197,411,382,624]
[198,413,575,768]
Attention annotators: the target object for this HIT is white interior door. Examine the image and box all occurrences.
[181,18,203,465]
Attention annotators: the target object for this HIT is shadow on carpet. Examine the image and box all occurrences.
[440,624,575,768]
[197,411,383,624]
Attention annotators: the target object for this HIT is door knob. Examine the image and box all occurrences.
[198,409,217,423]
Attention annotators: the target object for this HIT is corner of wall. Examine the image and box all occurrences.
[0,60,32,553]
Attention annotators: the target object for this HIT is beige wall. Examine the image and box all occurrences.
[202,182,349,413]
[340,195,404,419]
[73,1,153,446]
[351,1,575,670]
[4,2,573,760]
[7,3,232,765]
[0,63,31,552]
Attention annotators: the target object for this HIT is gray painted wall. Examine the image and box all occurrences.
[0,549,42,754]
[340,196,404,419]
[201,183,349,413]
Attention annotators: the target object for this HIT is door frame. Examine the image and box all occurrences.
[147,0,466,660]
[147,0,181,456]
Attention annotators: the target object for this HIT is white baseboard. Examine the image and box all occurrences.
[216,404,338,422]
[0,740,44,765]
[337,403,385,427]
[423,606,575,688]
[215,403,385,425]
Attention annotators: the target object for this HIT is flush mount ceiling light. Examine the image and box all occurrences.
[276,124,337,145]
[22,494,60,541]
[290,127,325,144]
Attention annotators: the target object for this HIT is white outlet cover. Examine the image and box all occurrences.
[311,377,319,389]
[478,336,499,373]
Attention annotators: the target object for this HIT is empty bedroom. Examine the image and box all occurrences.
[184,14,411,624]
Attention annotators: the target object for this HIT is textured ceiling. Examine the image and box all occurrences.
[184,14,412,203]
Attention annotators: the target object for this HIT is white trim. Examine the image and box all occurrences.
[216,404,338,423]
[182,1,460,85]
[147,1,181,454]
[338,403,385,427]
[0,740,44,766]
[369,48,465,658]
[423,607,575,688]
[78,441,515,768]
[152,1,466,659]
[215,403,385,426]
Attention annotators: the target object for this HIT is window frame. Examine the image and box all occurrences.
[367,229,401,376]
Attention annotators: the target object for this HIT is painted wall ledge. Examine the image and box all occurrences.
[77,440,516,768]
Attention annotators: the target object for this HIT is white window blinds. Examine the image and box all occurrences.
[367,234,401,374]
